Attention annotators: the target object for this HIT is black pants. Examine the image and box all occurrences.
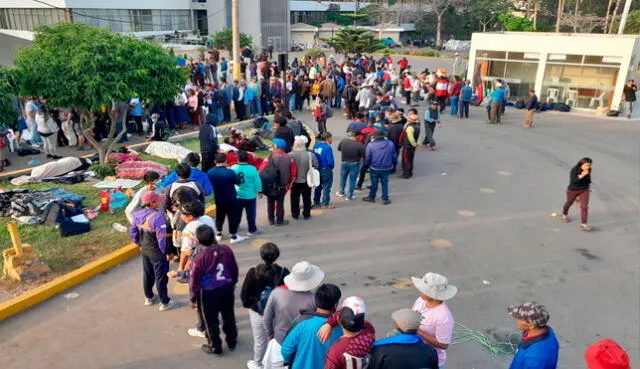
[199,285,238,351]
[290,182,312,218]
[141,254,170,304]
[234,100,246,120]
[402,146,415,178]
[201,151,216,173]
[317,119,327,135]
[215,201,239,235]
[422,122,436,147]
[267,191,286,224]
[261,99,269,116]
[222,104,231,122]
[295,94,303,111]
[133,116,144,134]
[437,96,447,112]
[357,164,369,189]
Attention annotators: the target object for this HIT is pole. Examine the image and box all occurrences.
[231,0,241,81]
[618,0,633,34]
[8,223,23,257]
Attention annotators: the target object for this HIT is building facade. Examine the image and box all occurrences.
[468,32,640,113]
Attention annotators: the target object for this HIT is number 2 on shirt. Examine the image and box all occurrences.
[216,263,226,281]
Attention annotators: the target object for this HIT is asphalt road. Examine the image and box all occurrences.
[1,95,638,369]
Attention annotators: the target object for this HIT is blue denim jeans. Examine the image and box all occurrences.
[339,162,361,198]
[237,198,257,233]
[368,169,390,202]
[289,94,296,111]
[450,96,459,116]
[314,167,333,206]
[255,98,262,116]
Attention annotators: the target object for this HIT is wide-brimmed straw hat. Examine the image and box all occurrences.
[284,261,324,292]
[411,272,457,301]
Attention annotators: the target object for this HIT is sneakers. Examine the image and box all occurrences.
[201,344,223,356]
[362,197,375,202]
[231,235,248,244]
[188,328,206,338]
[274,220,290,226]
[215,232,223,242]
[383,200,392,205]
[247,360,263,369]
[247,229,263,237]
[159,300,179,311]
[144,297,156,306]
[336,191,345,197]
[346,195,356,201]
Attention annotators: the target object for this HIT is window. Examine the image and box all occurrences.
[476,50,507,60]
[508,52,540,61]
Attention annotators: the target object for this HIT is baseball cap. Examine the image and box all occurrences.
[585,339,630,369]
[342,296,366,314]
[391,308,421,333]
[339,296,366,333]
[141,191,163,206]
[507,302,550,328]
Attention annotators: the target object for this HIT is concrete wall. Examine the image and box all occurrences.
[0,33,31,67]
[291,30,315,46]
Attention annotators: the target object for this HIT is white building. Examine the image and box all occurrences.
[468,32,640,113]
[0,0,289,49]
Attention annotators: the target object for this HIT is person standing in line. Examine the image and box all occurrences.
[129,95,145,135]
[190,224,239,356]
[313,132,335,209]
[130,191,178,312]
[523,90,538,128]
[489,81,506,124]
[273,117,294,153]
[506,302,559,369]
[561,157,593,231]
[35,107,61,159]
[622,79,636,118]
[386,111,404,173]
[411,272,457,369]
[174,200,215,285]
[314,96,331,135]
[220,57,228,80]
[423,101,442,151]
[242,243,290,369]
[200,112,220,173]
[459,80,473,119]
[290,135,318,220]
[281,284,343,369]
[342,81,359,120]
[160,153,212,198]
[262,261,325,369]
[434,74,449,113]
[362,130,396,205]
[207,153,247,244]
[232,150,263,237]
[319,76,337,107]
[336,131,366,201]
[449,76,462,116]
[260,138,297,226]
[220,78,233,123]
[369,308,439,369]
[399,112,420,179]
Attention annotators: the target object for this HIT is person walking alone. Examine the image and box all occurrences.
[290,135,318,220]
[489,81,506,124]
[622,79,637,119]
[459,80,473,119]
[313,132,335,209]
[561,157,593,231]
[399,112,420,179]
[523,90,538,128]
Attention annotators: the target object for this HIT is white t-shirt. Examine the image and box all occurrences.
[412,298,455,367]
[179,216,215,252]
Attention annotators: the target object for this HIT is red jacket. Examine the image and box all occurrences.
[324,311,376,369]
[403,77,412,90]
[435,78,449,97]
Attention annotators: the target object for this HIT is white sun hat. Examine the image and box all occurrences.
[411,272,458,301]
[284,261,325,292]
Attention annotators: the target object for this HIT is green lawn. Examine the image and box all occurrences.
[0,134,271,295]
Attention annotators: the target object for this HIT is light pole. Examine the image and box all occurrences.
[232,0,241,81]
[618,0,633,35]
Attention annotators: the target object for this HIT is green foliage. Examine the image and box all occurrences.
[210,29,252,52]
[0,67,20,127]
[305,49,326,58]
[498,13,534,31]
[14,23,187,163]
[470,0,511,31]
[613,10,640,34]
[321,28,384,55]
[326,12,355,26]
[88,164,115,179]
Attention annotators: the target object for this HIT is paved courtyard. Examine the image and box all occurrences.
[1,98,638,369]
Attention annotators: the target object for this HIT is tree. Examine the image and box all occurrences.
[321,28,385,55]
[609,0,622,33]
[211,29,252,52]
[0,67,20,127]
[426,0,469,46]
[498,13,535,31]
[470,0,512,32]
[14,23,187,163]
[612,9,640,33]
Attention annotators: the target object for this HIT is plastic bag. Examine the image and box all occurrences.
[109,190,128,210]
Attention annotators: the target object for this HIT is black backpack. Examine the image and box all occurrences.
[257,267,285,315]
[260,156,281,197]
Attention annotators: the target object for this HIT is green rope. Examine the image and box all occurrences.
[451,323,519,356]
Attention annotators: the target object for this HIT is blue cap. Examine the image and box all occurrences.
[272,138,286,149]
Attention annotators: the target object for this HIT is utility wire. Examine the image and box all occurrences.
[29,0,225,30]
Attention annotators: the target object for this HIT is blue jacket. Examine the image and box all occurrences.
[424,108,441,123]
[509,327,559,369]
[221,84,233,105]
[337,76,345,93]
[491,88,506,103]
[207,166,242,204]
[159,167,213,197]
[365,138,397,170]
[313,142,335,169]
[281,315,342,369]
[460,86,473,102]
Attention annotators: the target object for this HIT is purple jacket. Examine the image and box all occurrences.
[189,244,239,302]
[130,208,167,260]
[365,137,397,170]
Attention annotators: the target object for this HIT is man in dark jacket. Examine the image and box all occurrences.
[399,111,420,179]
[207,153,246,244]
[259,138,297,226]
[342,82,359,120]
[220,78,233,122]
[386,111,404,173]
[363,130,396,205]
[523,89,538,128]
[622,79,637,119]
[273,117,294,153]
[369,308,438,369]
[200,114,219,172]
[130,191,178,312]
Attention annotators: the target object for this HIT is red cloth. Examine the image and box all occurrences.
[585,339,630,369]
[403,78,412,90]
[324,312,376,369]
[108,153,141,163]
[435,78,449,97]
[451,81,463,96]
[226,151,264,169]
[116,160,169,179]
[399,59,408,69]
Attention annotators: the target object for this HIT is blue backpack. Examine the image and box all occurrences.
[257,267,285,315]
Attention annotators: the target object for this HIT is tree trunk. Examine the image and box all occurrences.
[604,0,614,33]
[573,0,581,32]
[482,21,487,33]
[609,0,622,34]
[525,0,531,19]
[556,0,564,32]
[436,12,443,47]
[533,1,539,30]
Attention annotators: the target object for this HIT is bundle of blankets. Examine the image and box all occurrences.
[0,188,85,227]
